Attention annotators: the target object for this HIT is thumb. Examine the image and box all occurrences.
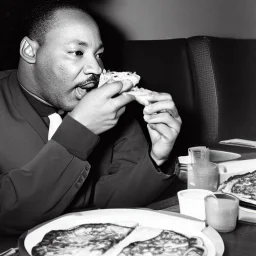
[147,124,160,142]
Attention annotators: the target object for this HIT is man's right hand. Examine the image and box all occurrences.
[69,82,135,134]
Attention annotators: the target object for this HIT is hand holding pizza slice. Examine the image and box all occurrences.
[98,69,155,105]
[98,69,182,166]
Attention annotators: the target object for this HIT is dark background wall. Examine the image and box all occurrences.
[89,0,256,40]
[0,0,26,70]
[1,0,256,70]
[0,0,126,71]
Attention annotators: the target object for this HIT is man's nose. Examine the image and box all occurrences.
[83,58,103,75]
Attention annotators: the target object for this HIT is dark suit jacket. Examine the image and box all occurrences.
[0,71,174,235]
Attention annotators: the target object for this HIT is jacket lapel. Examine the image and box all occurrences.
[9,71,48,143]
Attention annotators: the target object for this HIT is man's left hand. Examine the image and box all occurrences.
[143,92,182,166]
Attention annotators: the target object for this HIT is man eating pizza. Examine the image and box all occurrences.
[0,0,182,235]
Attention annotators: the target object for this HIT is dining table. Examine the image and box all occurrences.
[147,180,256,256]
[1,144,256,256]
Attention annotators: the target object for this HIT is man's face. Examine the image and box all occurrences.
[33,9,104,111]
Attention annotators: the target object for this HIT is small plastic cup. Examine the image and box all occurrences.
[205,193,239,233]
[178,189,214,220]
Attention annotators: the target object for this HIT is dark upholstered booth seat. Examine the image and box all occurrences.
[108,39,200,156]
[114,37,256,153]
[188,36,256,146]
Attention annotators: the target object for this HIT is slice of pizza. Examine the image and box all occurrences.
[218,170,256,205]
[31,222,138,256]
[98,69,157,106]
[98,69,141,88]
[104,226,207,256]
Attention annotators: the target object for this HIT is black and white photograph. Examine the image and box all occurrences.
[0,1,256,255]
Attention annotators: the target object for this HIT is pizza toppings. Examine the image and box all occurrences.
[117,230,206,256]
[31,223,136,256]
[98,69,141,87]
[218,170,256,204]
[124,87,158,106]
[98,69,158,106]
[31,224,207,256]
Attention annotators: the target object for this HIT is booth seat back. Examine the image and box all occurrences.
[106,39,200,155]
[188,36,256,145]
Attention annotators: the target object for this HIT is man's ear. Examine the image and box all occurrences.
[20,36,39,64]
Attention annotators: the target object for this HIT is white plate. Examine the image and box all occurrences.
[159,210,224,256]
[239,206,256,223]
[24,209,217,256]
[218,159,256,184]
[210,150,241,162]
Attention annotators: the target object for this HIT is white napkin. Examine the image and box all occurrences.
[48,113,62,140]
[219,138,256,148]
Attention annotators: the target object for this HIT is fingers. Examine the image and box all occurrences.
[111,93,136,109]
[119,79,134,93]
[98,80,136,99]
[143,99,180,118]
[116,106,126,118]
[143,92,173,104]
[147,123,177,142]
[147,123,160,141]
[141,92,181,134]
[98,81,124,98]
[144,112,182,134]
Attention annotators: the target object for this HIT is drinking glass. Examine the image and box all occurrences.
[188,146,210,164]
[205,193,239,232]
[187,161,219,191]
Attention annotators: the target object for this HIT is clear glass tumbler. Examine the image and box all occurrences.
[188,146,210,164]
[205,193,239,232]
[187,161,219,191]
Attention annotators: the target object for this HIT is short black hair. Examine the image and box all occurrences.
[21,0,90,45]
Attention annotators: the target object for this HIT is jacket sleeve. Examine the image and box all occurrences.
[94,113,176,208]
[0,116,99,235]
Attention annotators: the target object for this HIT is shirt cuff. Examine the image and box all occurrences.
[148,151,176,176]
[52,115,100,160]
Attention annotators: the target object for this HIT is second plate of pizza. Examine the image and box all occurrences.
[23,208,217,256]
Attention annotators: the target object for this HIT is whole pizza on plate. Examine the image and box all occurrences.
[218,170,256,205]
[31,222,207,256]
[24,209,217,256]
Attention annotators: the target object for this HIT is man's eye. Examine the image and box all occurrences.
[69,51,83,56]
[75,51,83,56]
[96,52,104,59]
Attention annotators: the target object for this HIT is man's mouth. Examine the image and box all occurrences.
[79,74,100,90]
[75,78,99,100]
[79,81,97,90]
